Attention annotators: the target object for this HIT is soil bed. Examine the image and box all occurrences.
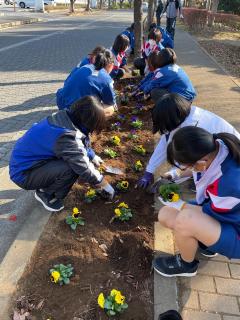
[12,77,155,320]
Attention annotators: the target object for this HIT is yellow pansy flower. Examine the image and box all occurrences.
[72,207,80,218]
[171,193,180,202]
[98,293,105,309]
[120,181,129,189]
[114,208,121,217]
[115,291,125,305]
[73,207,79,214]
[136,160,142,166]
[118,202,128,209]
[86,189,96,197]
[111,135,121,145]
[50,270,60,283]
[110,289,120,297]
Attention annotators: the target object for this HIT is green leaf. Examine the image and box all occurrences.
[104,300,112,310]
[63,278,70,284]
[122,303,128,309]
[109,310,116,316]
[70,223,77,230]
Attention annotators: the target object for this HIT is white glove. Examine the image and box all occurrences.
[102,183,115,199]
[158,197,186,211]
[180,14,184,19]
[164,168,181,181]
[92,155,104,167]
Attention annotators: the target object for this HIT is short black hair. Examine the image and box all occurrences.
[149,22,157,32]
[148,48,177,69]
[112,34,130,53]
[94,49,114,70]
[69,96,106,133]
[152,93,191,134]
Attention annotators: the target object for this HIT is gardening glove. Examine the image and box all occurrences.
[150,176,172,194]
[92,155,104,167]
[163,168,181,181]
[137,171,154,189]
[96,179,115,200]
[180,14,184,19]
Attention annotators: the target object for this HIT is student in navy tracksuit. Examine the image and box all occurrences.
[9,96,115,212]
[110,34,130,80]
[56,50,117,116]
[122,23,135,55]
[78,45,105,68]
[149,23,174,49]
[134,28,164,76]
[134,48,196,104]
[153,126,240,277]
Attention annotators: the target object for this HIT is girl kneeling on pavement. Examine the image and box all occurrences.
[137,93,240,189]
[9,96,115,212]
[153,126,240,277]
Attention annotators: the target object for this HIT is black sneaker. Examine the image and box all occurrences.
[199,247,218,258]
[35,190,64,212]
[159,310,183,320]
[153,254,199,277]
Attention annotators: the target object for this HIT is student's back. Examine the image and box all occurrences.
[57,64,94,110]
[144,64,196,102]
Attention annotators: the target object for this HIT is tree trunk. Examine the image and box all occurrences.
[211,0,219,12]
[147,0,155,30]
[206,0,211,10]
[134,0,143,59]
[108,0,111,9]
[86,0,91,10]
[119,0,124,8]
[69,0,75,12]
[99,0,103,9]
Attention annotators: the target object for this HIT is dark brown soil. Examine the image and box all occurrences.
[12,77,155,320]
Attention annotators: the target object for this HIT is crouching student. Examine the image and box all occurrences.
[110,34,130,79]
[149,23,174,49]
[135,49,196,104]
[9,96,115,212]
[78,45,105,68]
[137,93,240,189]
[134,28,164,76]
[153,126,240,277]
[56,49,117,117]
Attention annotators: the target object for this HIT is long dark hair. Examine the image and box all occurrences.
[94,49,114,70]
[167,126,240,167]
[148,28,162,42]
[69,96,106,133]
[152,93,191,134]
[112,34,130,53]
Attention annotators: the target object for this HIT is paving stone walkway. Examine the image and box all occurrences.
[154,26,240,320]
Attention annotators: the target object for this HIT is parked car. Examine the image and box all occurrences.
[4,0,15,5]
[17,0,55,8]
[142,1,148,11]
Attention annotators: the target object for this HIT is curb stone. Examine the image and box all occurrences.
[153,133,178,320]
[0,167,51,318]
[0,18,43,30]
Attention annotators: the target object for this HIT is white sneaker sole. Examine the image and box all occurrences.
[35,192,64,212]
[201,252,218,258]
[154,266,197,277]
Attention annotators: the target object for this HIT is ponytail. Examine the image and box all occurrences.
[213,132,240,164]
[94,49,114,70]
[167,126,240,167]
